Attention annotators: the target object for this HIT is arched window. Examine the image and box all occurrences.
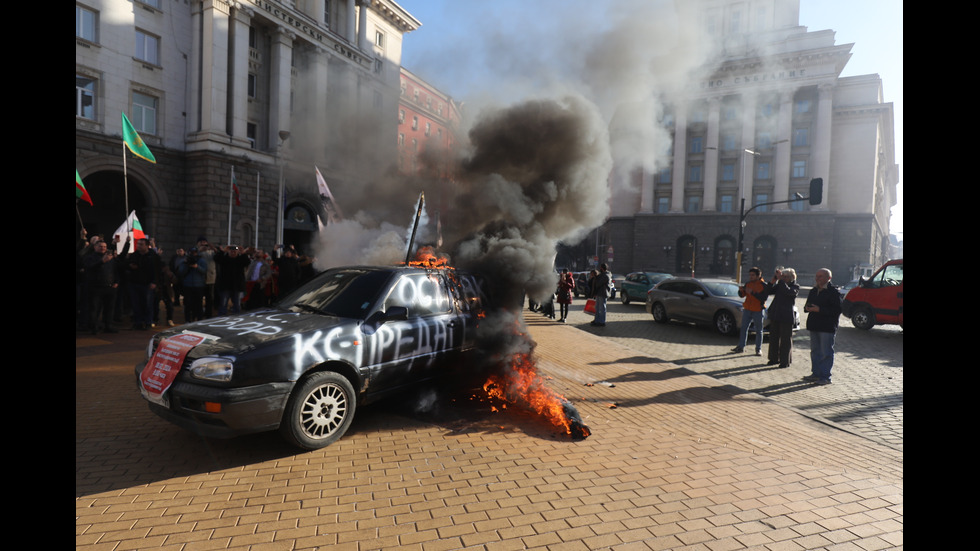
[676,235,696,275]
[752,236,776,275]
[713,236,735,277]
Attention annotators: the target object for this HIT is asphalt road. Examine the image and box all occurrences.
[542,289,903,451]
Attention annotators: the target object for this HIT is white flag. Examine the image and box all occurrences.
[315,165,344,223]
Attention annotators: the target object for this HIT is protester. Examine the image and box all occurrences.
[213,244,251,315]
[83,239,121,334]
[763,267,799,368]
[176,246,208,323]
[732,267,767,356]
[803,268,842,385]
[556,268,575,323]
[590,264,612,327]
[119,237,161,330]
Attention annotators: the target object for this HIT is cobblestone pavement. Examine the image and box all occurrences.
[76,305,902,550]
[556,290,903,451]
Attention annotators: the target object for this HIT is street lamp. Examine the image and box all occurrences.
[276,130,290,249]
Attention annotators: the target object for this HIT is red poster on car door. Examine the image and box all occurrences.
[139,333,206,400]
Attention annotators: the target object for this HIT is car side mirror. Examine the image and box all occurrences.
[361,306,410,335]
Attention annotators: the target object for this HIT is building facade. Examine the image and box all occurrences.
[603,0,899,282]
[396,67,463,225]
[76,0,420,254]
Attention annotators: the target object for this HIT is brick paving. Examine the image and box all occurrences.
[76,308,902,550]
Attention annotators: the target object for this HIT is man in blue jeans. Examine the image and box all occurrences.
[802,268,842,385]
[732,267,767,355]
[590,263,612,327]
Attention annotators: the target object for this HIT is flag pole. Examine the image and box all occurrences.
[254,171,260,250]
[122,143,130,239]
[404,191,425,264]
[227,166,235,244]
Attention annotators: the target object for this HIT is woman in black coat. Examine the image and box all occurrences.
[764,267,800,368]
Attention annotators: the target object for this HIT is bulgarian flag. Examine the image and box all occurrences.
[121,112,157,163]
[113,210,147,254]
[76,170,93,206]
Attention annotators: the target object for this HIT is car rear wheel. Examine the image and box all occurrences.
[652,302,668,323]
[714,310,737,336]
[621,292,630,305]
[851,306,875,330]
[280,371,356,450]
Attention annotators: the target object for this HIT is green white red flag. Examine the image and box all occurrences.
[76,170,93,206]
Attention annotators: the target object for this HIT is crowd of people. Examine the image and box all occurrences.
[75,229,316,334]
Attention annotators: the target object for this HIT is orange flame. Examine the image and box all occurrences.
[406,246,449,269]
[483,351,576,435]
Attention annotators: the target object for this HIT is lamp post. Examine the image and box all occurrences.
[276,130,290,249]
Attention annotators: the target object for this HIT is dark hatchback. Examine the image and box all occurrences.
[136,266,486,449]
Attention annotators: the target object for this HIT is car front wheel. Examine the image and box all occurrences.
[851,306,875,330]
[280,371,356,450]
[652,302,668,323]
[715,310,737,336]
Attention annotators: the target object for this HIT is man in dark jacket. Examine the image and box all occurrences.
[763,267,800,368]
[213,245,251,315]
[84,240,121,334]
[119,237,160,330]
[802,268,842,385]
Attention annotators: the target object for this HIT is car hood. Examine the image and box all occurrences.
[154,308,351,358]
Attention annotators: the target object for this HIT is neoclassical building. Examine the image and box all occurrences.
[603,0,899,281]
[76,0,419,254]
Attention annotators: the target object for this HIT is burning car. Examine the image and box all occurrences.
[135,264,488,450]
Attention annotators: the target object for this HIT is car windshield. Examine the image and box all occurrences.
[277,268,393,319]
[702,281,740,297]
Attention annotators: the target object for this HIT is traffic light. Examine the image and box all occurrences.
[809,178,823,205]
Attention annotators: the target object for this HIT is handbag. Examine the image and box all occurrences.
[584,298,596,314]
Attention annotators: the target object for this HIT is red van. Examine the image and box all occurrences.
[841,259,903,330]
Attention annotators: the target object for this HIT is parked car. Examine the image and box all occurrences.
[572,271,618,298]
[135,265,487,450]
[620,272,673,305]
[645,277,799,336]
[609,274,623,298]
[842,259,903,330]
[838,279,860,299]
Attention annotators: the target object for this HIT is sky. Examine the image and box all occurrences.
[397,0,903,237]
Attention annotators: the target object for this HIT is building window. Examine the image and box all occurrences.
[411,116,418,130]
[324,0,331,27]
[424,122,431,136]
[135,29,160,65]
[136,0,161,9]
[722,133,736,151]
[247,73,257,98]
[792,160,807,178]
[688,165,702,183]
[246,122,257,149]
[795,99,811,114]
[723,106,737,120]
[754,193,769,212]
[690,136,703,154]
[132,92,157,135]
[398,109,405,124]
[793,127,809,146]
[756,162,770,179]
[657,197,670,213]
[721,163,735,181]
[374,58,383,74]
[657,167,671,183]
[790,198,806,211]
[375,30,385,47]
[76,75,96,120]
[720,194,733,213]
[759,102,774,117]
[76,4,98,42]
[730,9,742,34]
[437,128,442,141]
[685,195,701,213]
[757,132,771,149]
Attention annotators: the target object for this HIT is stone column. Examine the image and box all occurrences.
[703,97,720,211]
[812,83,834,210]
[358,0,371,51]
[773,89,794,204]
[639,168,654,213]
[269,27,294,150]
[228,5,252,148]
[194,0,232,140]
[346,0,356,43]
[670,106,688,213]
[740,97,757,208]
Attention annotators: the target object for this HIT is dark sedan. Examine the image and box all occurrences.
[136,265,486,450]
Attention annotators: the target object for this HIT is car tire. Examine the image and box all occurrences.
[621,292,630,305]
[851,306,875,330]
[280,371,356,450]
[714,310,737,336]
[652,302,668,323]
